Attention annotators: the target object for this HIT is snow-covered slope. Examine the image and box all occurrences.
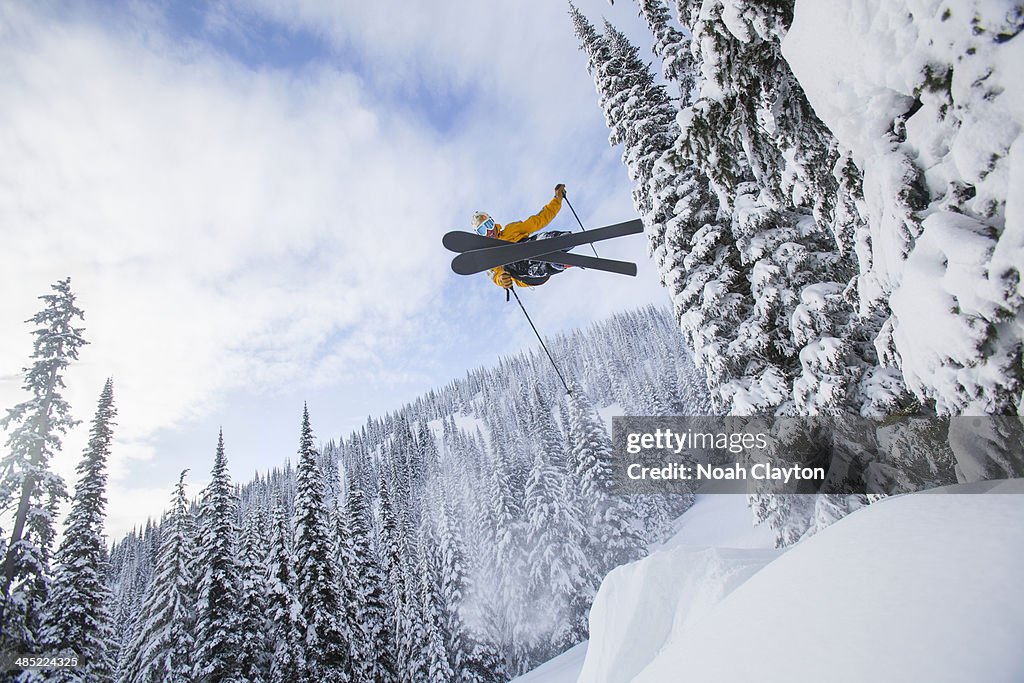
[513,642,589,683]
[567,481,1024,683]
[654,485,775,551]
[512,490,775,683]
[582,543,781,683]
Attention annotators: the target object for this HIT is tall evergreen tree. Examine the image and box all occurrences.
[570,4,746,413]
[267,503,306,683]
[522,446,592,659]
[474,442,525,675]
[416,533,454,683]
[433,490,496,683]
[292,405,349,680]
[194,430,242,682]
[394,551,428,683]
[529,388,565,466]
[417,421,441,479]
[1,278,86,650]
[376,463,407,674]
[566,388,645,577]
[39,378,117,682]
[337,477,395,683]
[111,520,158,666]
[237,506,271,683]
[120,471,196,683]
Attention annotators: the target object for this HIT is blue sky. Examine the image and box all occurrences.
[0,0,670,534]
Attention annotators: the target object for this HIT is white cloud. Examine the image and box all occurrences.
[0,3,460,525]
[0,1,669,535]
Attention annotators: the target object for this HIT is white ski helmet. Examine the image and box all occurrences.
[470,211,491,229]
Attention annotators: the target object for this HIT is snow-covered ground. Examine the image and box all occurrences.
[513,642,589,683]
[653,483,775,551]
[512,488,774,683]
[516,480,1024,682]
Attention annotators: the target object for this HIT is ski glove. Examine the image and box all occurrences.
[497,271,513,288]
[554,183,566,199]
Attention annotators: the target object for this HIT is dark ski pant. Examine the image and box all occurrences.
[503,231,572,286]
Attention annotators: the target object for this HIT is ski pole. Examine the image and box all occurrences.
[508,287,572,395]
[563,192,600,258]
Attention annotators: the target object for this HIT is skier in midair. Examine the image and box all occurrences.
[470,183,573,288]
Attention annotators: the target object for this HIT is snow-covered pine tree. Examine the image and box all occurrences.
[237,506,271,683]
[570,5,750,414]
[522,443,592,660]
[474,439,527,675]
[375,450,419,681]
[636,0,690,86]
[336,475,395,683]
[512,380,534,439]
[109,520,158,667]
[569,3,643,212]
[485,397,529,512]
[568,1,917,542]
[388,476,451,683]
[393,551,428,683]
[429,483,495,683]
[0,278,86,651]
[319,443,344,508]
[375,461,401,580]
[654,346,687,413]
[375,460,409,678]
[119,471,196,683]
[416,421,440,481]
[825,2,1024,458]
[557,399,572,441]
[388,419,421,550]
[442,487,504,681]
[415,524,454,683]
[602,19,681,224]
[687,0,894,416]
[670,1,927,539]
[194,430,243,682]
[291,405,349,680]
[37,378,116,682]
[108,533,141,667]
[566,388,646,577]
[529,387,565,465]
[266,502,306,683]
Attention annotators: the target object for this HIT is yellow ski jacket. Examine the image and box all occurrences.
[490,193,564,288]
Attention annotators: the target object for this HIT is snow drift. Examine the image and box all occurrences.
[580,544,780,683]
[574,481,1024,683]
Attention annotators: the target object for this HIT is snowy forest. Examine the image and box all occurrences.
[0,284,701,681]
[2,0,1022,681]
[567,0,1022,542]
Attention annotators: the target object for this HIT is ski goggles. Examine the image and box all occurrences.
[475,217,496,235]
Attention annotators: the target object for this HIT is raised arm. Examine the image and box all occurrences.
[500,185,566,242]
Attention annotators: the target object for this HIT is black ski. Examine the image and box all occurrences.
[448,219,643,275]
[442,231,637,276]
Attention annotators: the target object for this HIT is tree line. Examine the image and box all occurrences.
[1,279,700,681]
